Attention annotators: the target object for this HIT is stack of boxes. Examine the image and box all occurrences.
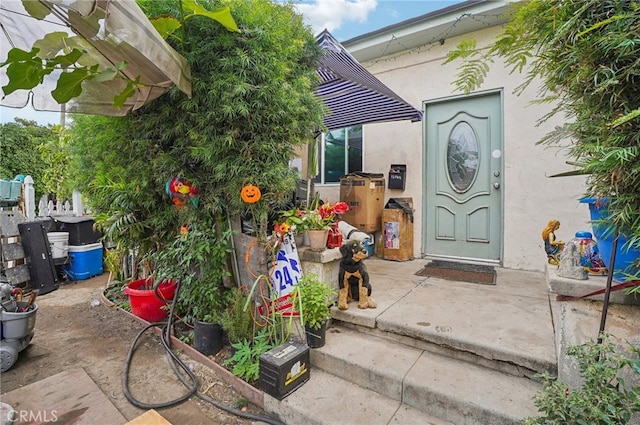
[339,173,415,261]
[56,217,103,280]
[339,173,385,256]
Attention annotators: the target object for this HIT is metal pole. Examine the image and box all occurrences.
[597,229,619,345]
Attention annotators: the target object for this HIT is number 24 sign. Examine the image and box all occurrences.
[268,235,303,314]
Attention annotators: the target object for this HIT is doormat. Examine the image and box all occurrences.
[415,260,496,285]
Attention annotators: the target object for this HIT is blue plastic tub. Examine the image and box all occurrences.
[64,242,103,280]
[580,198,640,282]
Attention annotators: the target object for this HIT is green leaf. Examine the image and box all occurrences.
[149,16,183,39]
[52,68,91,103]
[1,47,40,66]
[93,68,118,83]
[2,53,46,95]
[182,1,240,33]
[22,0,52,20]
[33,32,74,58]
[113,80,137,109]
[49,48,84,67]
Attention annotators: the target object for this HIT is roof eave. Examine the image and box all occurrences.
[342,0,516,63]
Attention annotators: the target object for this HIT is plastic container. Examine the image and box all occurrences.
[193,321,223,356]
[64,243,103,280]
[54,216,101,245]
[580,198,640,281]
[124,279,177,322]
[47,232,69,259]
[9,180,22,200]
[0,303,37,340]
[0,179,10,200]
[567,231,607,275]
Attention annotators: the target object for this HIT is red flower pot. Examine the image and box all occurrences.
[124,278,177,322]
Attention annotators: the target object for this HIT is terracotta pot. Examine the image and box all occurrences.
[307,229,329,252]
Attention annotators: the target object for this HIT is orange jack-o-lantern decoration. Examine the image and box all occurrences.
[241,184,261,203]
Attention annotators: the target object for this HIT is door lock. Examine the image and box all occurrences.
[493,182,500,189]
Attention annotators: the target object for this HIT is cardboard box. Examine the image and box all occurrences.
[382,198,414,261]
[340,174,385,233]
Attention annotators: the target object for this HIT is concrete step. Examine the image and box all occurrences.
[263,368,453,425]
[310,325,542,425]
[330,269,558,378]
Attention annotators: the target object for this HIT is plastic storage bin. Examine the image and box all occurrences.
[64,243,103,280]
[54,216,102,245]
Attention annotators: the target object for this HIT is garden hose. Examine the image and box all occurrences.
[122,281,286,425]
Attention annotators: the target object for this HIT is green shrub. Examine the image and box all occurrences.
[525,336,640,424]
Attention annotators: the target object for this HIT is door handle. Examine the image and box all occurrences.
[493,182,500,189]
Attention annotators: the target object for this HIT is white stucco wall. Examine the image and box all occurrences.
[316,26,591,272]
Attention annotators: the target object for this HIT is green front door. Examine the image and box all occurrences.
[423,91,503,262]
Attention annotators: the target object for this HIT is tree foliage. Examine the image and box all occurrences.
[446,0,640,271]
[0,118,66,199]
[69,0,324,269]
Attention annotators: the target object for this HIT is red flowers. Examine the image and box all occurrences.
[319,201,348,219]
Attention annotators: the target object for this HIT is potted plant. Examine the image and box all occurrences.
[123,277,178,323]
[278,198,348,251]
[277,206,307,246]
[151,225,233,356]
[291,273,336,348]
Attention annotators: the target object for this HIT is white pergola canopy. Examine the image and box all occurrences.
[0,0,191,116]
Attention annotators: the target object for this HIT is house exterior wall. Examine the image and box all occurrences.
[316,25,591,272]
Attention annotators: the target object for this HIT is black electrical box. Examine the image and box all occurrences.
[388,164,406,190]
[259,341,310,400]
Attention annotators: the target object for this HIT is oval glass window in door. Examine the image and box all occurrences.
[446,121,479,193]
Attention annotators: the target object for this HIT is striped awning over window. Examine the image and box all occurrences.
[316,30,423,131]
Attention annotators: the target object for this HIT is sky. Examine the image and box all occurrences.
[0,0,461,126]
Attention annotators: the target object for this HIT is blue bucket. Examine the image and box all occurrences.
[580,198,640,282]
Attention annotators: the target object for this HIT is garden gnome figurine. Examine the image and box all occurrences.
[557,242,588,280]
[542,219,564,266]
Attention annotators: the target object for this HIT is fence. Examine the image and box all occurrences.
[0,175,88,220]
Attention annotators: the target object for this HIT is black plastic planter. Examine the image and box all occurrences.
[305,321,327,348]
[193,321,223,356]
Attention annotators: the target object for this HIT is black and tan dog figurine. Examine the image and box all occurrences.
[338,240,376,310]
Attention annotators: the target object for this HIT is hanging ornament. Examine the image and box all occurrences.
[241,184,261,203]
[165,178,199,208]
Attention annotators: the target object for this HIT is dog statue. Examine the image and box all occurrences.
[338,240,376,310]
